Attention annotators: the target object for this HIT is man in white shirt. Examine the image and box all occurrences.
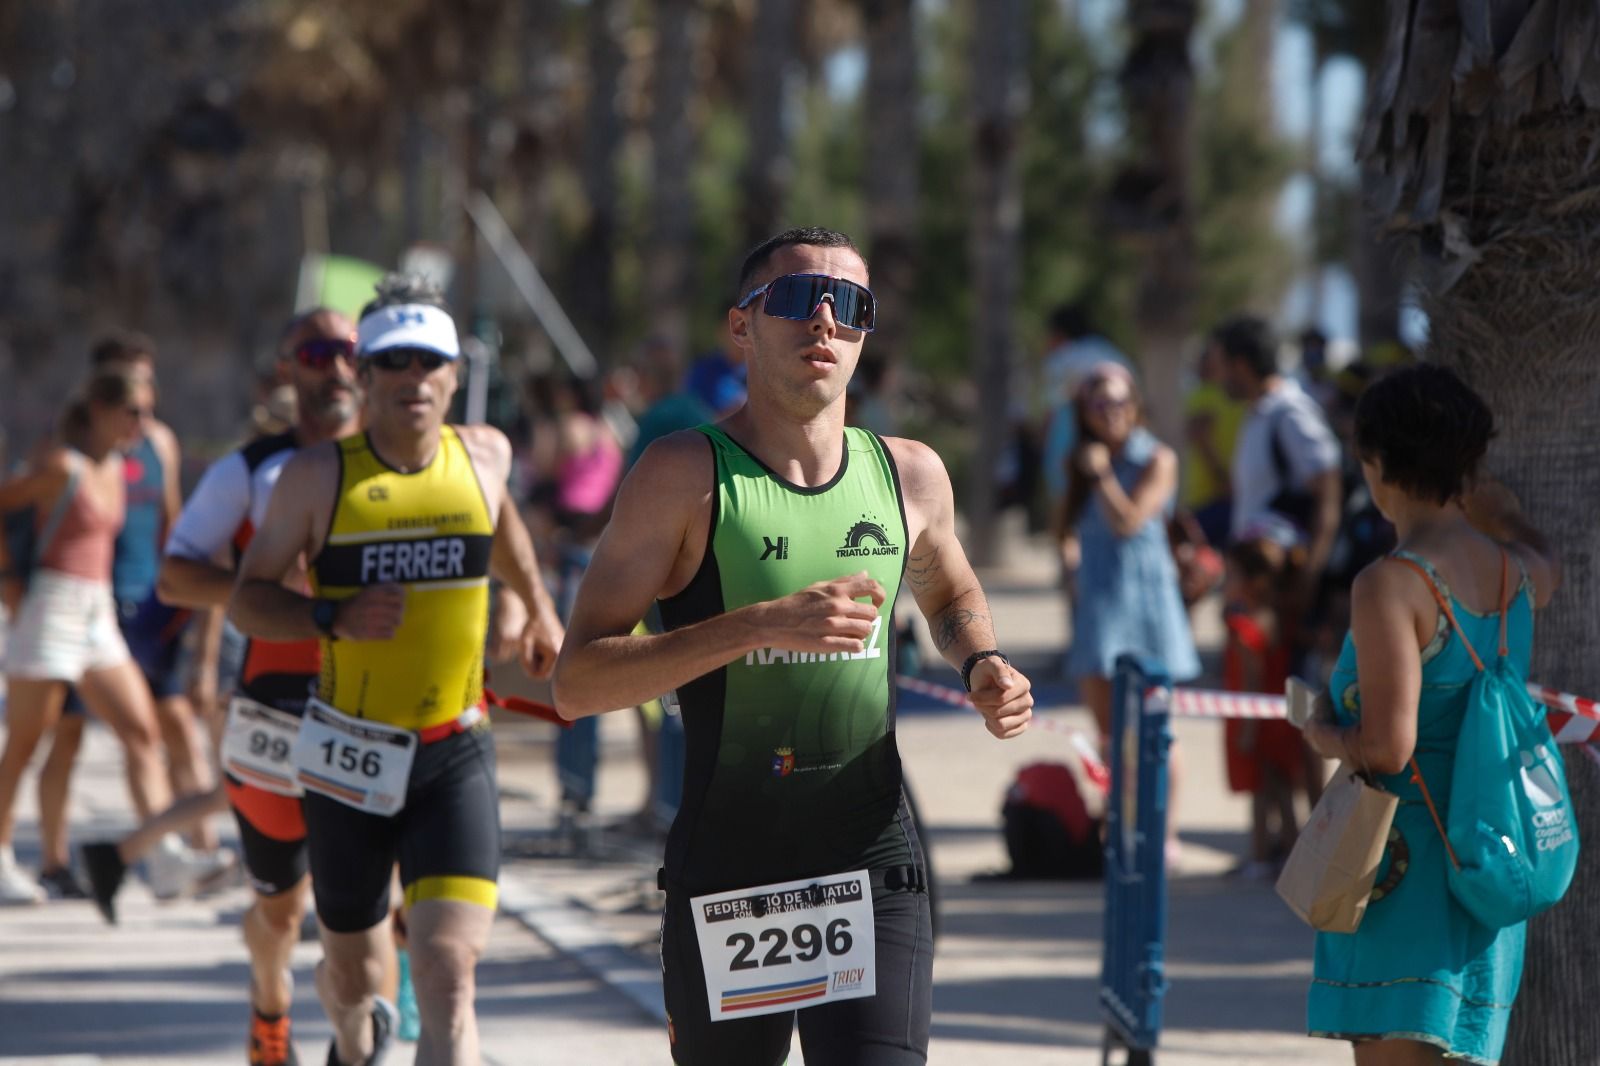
[1214,316,1342,620]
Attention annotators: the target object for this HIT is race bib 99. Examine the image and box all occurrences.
[690,870,876,1021]
[220,697,304,797]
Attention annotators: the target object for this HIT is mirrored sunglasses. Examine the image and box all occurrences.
[294,336,357,369]
[737,273,876,333]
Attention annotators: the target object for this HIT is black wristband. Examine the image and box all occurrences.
[961,649,1009,692]
[311,597,340,640]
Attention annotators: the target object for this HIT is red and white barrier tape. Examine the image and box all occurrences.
[895,673,1600,788]
[895,674,1109,786]
[1148,683,1600,744]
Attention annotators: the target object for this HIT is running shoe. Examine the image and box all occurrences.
[250,1009,299,1066]
[145,835,235,900]
[0,849,44,906]
[80,841,127,924]
[38,865,89,900]
[324,996,398,1066]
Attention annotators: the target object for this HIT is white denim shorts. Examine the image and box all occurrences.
[3,570,130,682]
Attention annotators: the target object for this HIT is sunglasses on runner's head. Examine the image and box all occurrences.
[365,348,452,373]
[736,273,876,333]
[294,336,357,369]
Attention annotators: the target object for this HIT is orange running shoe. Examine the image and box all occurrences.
[250,1010,299,1066]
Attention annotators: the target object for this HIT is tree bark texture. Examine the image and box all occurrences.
[740,0,796,254]
[646,0,706,359]
[966,0,1028,567]
[1112,0,1197,452]
[1360,3,1600,1060]
[863,0,919,374]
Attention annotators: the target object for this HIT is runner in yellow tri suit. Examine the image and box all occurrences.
[231,274,563,1066]
[312,425,495,731]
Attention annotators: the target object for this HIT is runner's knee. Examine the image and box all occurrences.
[409,935,479,1006]
[321,949,386,1006]
[253,887,305,937]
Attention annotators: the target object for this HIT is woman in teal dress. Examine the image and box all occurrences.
[1303,364,1560,1065]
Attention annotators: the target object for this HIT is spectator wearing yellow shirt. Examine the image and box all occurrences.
[1183,341,1246,546]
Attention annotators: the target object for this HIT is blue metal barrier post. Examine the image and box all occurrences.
[1100,654,1173,1066]
[554,546,598,836]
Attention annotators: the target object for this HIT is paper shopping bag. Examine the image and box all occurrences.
[1275,762,1397,934]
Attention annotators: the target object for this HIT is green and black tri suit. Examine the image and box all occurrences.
[659,424,923,893]
[658,425,933,1066]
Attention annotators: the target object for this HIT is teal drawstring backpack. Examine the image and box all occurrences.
[1397,550,1579,930]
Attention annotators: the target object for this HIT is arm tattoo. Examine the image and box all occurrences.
[933,607,987,652]
[906,546,944,591]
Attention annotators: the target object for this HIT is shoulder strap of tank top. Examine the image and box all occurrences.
[1390,553,1485,672]
[37,453,83,559]
[1387,546,1479,875]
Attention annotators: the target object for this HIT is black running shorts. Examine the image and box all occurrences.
[303,724,501,933]
[661,874,933,1066]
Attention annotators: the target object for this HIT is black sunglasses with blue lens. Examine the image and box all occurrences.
[366,347,451,373]
[736,273,876,333]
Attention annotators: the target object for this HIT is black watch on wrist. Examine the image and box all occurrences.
[961,649,1009,692]
[311,598,340,640]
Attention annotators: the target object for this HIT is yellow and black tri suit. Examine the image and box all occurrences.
[304,426,502,932]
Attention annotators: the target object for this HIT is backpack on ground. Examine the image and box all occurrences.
[1001,761,1103,880]
[1397,550,1579,929]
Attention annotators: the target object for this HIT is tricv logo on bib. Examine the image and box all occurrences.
[832,968,867,993]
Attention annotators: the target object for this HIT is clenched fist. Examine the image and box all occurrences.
[332,583,406,641]
[967,656,1033,739]
[753,571,886,656]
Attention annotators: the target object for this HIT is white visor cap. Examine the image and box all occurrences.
[356,303,461,360]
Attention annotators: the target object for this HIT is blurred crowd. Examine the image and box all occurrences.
[1022,304,1417,876]
[0,297,1414,900]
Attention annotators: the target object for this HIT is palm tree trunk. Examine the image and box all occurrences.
[1360,2,1600,1057]
[863,0,919,375]
[966,0,1028,566]
[1424,112,1600,1066]
[740,0,796,252]
[646,0,706,358]
[514,0,569,265]
[572,0,626,366]
[1114,0,1197,450]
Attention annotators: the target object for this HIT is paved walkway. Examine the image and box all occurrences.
[0,520,1346,1064]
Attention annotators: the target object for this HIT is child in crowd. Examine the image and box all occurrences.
[1221,521,1320,878]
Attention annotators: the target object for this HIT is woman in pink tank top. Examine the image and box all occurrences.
[0,363,175,904]
[526,373,623,543]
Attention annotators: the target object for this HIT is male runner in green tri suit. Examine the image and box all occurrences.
[554,226,1033,1065]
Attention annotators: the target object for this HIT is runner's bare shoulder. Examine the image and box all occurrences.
[271,442,341,519]
[879,436,951,503]
[452,422,512,464]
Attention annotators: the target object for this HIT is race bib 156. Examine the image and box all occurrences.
[291,699,416,816]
